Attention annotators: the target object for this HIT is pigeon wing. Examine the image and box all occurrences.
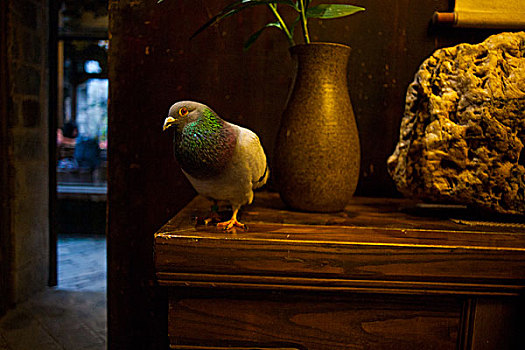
[235,125,268,190]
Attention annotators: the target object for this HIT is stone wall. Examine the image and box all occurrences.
[4,0,49,303]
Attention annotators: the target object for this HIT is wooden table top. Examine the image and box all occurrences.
[154,191,525,296]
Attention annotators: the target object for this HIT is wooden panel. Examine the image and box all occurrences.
[155,193,525,296]
[468,298,525,350]
[108,0,194,348]
[158,193,525,235]
[156,240,525,295]
[168,290,461,350]
[343,1,505,196]
[156,193,525,349]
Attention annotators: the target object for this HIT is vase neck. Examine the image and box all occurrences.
[290,43,350,75]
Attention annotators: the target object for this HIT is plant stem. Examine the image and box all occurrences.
[267,4,295,47]
[298,0,310,44]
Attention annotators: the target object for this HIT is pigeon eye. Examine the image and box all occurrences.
[178,107,189,117]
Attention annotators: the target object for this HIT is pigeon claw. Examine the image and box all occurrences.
[216,207,246,231]
[204,211,221,226]
[204,217,215,226]
[217,218,246,231]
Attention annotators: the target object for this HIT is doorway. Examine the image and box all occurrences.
[50,0,108,289]
[55,38,108,237]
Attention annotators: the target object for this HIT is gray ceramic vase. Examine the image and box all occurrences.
[274,42,360,212]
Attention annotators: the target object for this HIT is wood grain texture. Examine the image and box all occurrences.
[155,192,525,296]
[468,298,525,350]
[168,290,461,349]
[155,192,525,349]
[108,0,192,348]
[109,0,513,347]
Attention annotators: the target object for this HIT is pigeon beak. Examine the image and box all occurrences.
[163,116,177,131]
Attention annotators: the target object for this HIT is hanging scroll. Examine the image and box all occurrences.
[433,0,525,29]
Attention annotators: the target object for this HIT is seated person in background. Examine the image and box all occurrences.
[57,121,78,147]
[57,120,100,171]
[74,136,101,170]
[57,121,79,170]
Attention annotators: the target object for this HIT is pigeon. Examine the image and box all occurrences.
[163,101,269,230]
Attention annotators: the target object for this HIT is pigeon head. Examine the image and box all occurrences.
[163,101,210,131]
[162,100,237,179]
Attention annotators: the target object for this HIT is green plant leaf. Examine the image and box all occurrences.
[191,0,296,39]
[306,4,365,19]
[243,22,282,51]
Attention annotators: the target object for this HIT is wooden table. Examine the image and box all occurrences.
[154,192,525,349]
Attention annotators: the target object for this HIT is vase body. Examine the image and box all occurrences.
[274,43,360,212]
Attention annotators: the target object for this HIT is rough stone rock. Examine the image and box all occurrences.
[387,31,525,215]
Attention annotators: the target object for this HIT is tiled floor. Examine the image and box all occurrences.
[58,234,106,292]
[0,234,106,350]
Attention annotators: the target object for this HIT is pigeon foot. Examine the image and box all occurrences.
[217,218,246,231]
[203,202,221,225]
[204,211,221,225]
[216,207,246,231]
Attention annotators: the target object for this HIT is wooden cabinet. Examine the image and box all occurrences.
[154,192,525,349]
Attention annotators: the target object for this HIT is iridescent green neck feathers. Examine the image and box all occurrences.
[173,108,237,178]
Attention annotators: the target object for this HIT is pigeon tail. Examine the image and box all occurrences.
[253,164,269,190]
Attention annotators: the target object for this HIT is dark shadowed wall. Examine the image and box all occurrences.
[108,0,501,348]
[1,0,50,316]
[1,0,11,317]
